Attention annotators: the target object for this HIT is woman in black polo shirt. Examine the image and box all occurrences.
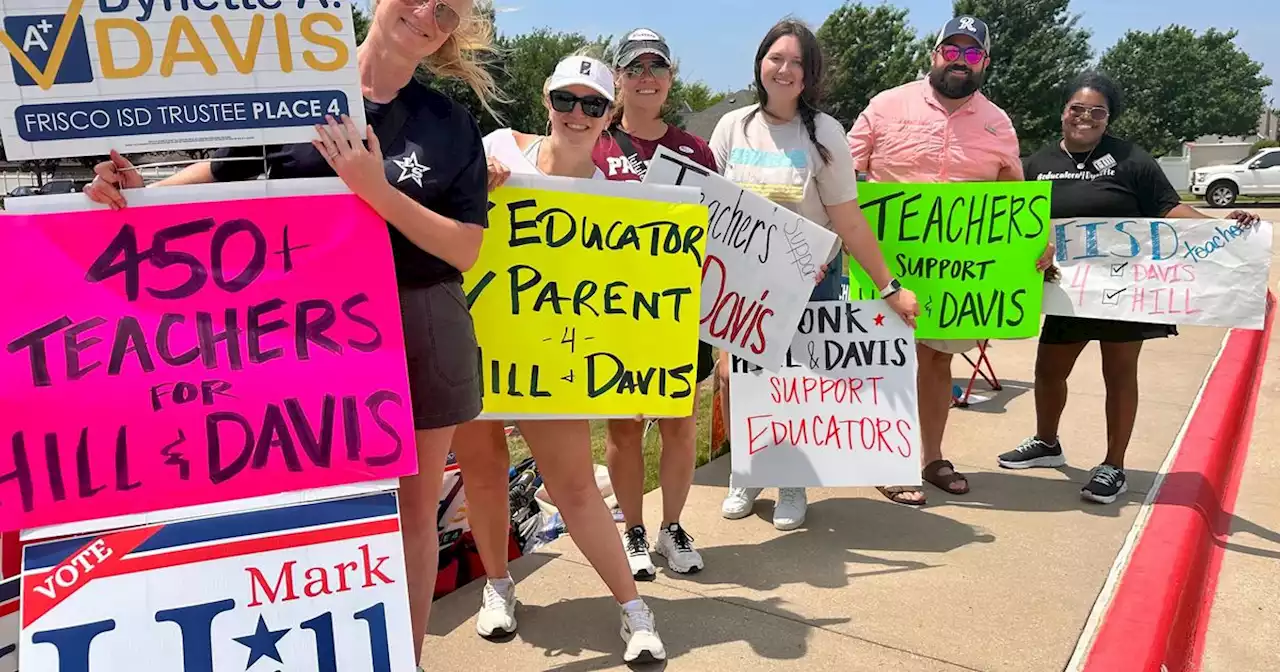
[998,71,1261,504]
[83,0,500,663]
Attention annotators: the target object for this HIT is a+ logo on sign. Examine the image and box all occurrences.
[393,151,430,187]
[35,20,53,33]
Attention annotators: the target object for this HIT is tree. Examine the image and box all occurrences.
[818,2,927,128]
[676,82,727,114]
[1099,27,1272,156]
[952,0,1093,153]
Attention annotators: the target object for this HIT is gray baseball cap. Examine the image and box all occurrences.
[615,28,672,68]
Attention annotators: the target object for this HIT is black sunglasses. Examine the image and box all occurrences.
[549,90,610,118]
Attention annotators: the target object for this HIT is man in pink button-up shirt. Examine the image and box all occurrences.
[847,16,1024,506]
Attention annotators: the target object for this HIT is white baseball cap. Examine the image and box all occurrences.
[547,55,615,102]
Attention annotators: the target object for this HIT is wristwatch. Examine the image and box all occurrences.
[880,278,902,299]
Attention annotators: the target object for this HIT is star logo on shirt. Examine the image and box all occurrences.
[393,151,430,187]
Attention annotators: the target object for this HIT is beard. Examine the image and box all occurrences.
[929,64,985,99]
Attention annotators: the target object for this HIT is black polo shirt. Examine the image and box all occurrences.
[210,79,489,288]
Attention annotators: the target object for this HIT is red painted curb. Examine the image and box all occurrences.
[1083,290,1276,672]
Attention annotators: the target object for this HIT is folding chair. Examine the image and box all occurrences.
[952,339,1002,408]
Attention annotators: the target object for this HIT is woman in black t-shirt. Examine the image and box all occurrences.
[83,0,501,664]
[997,71,1261,504]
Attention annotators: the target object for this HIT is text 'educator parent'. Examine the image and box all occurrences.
[714,19,920,532]
[846,15,1056,506]
[592,27,718,585]
[998,70,1263,504]
[82,0,502,667]
[463,53,667,664]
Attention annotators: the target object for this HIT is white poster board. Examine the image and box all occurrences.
[19,491,414,671]
[730,300,922,488]
[1044,218,1274,330]
[0,577,16,672]
[644,145,841,371]
[0,0,364,159]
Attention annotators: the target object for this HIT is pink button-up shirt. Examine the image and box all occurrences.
[847,79,1022,183]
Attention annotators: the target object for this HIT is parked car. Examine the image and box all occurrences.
[37,179,90,195]
[1190,147,1280,206]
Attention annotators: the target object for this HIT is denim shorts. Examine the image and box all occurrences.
[811,251,844,302]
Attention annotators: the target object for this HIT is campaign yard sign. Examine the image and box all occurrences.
[0,0,364,159]
[465,173,707,419]
[19,491,414,671]
[850,181,1053,340]
[644,145,841,371]
[1044,218,1275,330]
[0,577,16,672]
[0,180,416,532]
[729,301,922,488]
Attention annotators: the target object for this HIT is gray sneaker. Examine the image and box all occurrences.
[998,437,1066,469]
[1082,464,1128,504]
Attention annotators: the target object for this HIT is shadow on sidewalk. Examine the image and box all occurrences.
[495,593,850,672]
[673,497,991,593]
[948,377,1032,415]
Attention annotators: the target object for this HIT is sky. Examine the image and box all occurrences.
[481,0,1280,107]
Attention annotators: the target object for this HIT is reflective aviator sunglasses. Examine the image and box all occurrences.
[399,0,460,34]
[548,90,611,118]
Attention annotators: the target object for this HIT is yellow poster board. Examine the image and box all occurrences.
[462,176,708,418]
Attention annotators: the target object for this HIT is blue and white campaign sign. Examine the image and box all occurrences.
[0,0,364,159]
[0,577,17,672]
[1044,218,1274,330]
[19,492,414,671]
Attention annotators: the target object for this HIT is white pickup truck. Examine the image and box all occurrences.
[1191,147,1280,206]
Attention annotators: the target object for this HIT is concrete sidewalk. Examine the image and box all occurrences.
[426,324,1228,670]
[1200,232,1280,671]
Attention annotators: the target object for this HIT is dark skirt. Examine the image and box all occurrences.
[1040,314,1178,345]
[398,281,484,430]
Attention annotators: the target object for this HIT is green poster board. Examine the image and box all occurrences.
[849,181,1052,340]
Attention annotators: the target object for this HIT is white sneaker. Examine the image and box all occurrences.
[623,525,656,580]
[773,488,807,530]
[721,486,763,519]
[620,600,667,663]
[476,577,517,638]
[655,522,704,574]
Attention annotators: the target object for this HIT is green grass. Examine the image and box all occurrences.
[506,379,718,494]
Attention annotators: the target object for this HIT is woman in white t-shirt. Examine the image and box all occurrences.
[712,19,920,532]
[450,54,666,665]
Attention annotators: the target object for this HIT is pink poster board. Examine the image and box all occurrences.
[0,190,416,531]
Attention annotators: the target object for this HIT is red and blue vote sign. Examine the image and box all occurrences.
[18,492,414,671]
[0,576,17,672]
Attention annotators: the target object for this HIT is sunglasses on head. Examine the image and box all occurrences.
[1067,103,1109,121]
[937,44,986,65]
[400,0,460,34]
[623,62,671,79]
[549,90,611,118]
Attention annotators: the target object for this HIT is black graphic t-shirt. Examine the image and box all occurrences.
[1021,134,1180,219]
[1023,133,1183,341]
[210,79,489,289]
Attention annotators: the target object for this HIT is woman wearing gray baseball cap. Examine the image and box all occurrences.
[592,27,720,584]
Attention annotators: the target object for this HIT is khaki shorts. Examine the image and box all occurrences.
[918,339,982,355]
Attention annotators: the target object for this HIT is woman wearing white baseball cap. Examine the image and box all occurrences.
[450,52,667,664]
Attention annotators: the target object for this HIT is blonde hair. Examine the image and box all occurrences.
[372,0,507,120]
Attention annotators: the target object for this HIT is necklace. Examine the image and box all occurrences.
[1061,140,1099,171]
